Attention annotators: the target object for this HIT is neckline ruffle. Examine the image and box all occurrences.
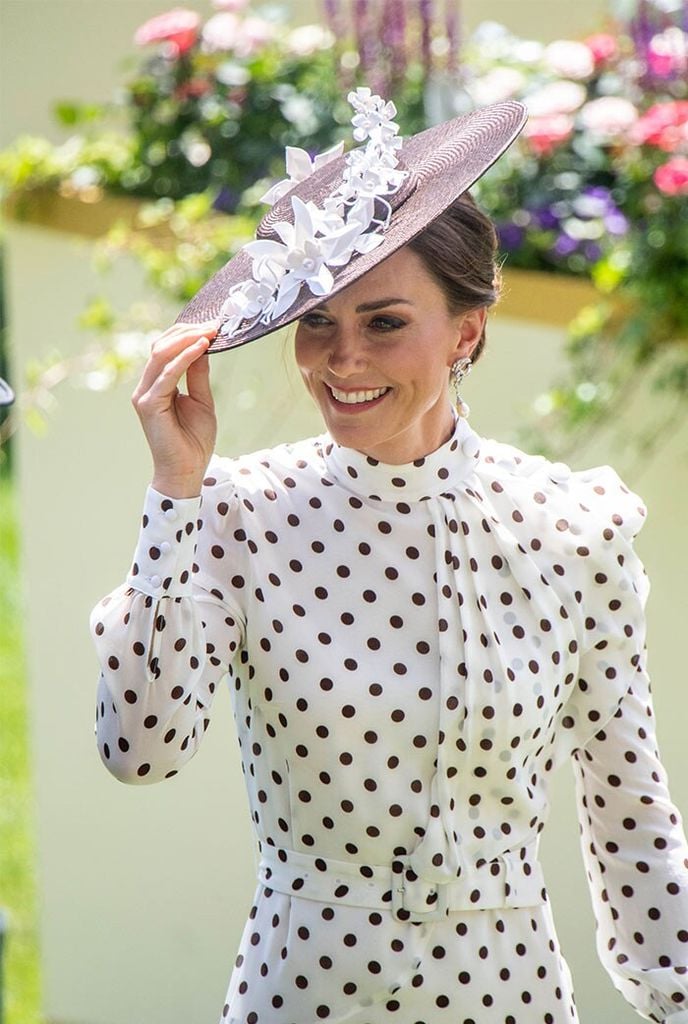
[322,415,482,502]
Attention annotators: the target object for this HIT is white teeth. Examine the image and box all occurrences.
[329,385,390,404]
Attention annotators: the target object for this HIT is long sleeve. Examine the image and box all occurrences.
[572,663,688,1023]
[90,480,245,784]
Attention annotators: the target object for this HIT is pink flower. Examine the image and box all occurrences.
[579,97,638,141]
[234,16,275,58]
[584,33,619,66]
[134,8,201,56]
[653,157,688,196]
[633,101,688,152]
[647,28,688,80]
[524,114,574,156]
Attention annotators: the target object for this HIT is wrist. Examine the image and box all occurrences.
[151,473,204,499]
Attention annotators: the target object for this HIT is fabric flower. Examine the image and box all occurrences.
[260,143,345,205]
[217,88,407,339]
[579,97,639,141]
[653,157,688,196]
[544,39,595,80]
[134,8,200,56]
[348,88,399,142]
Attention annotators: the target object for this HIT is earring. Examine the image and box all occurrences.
[450,357,472,418]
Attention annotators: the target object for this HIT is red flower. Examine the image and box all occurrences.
[632,101,688,152]
[584,33,619,66]
[654,157,688,196]
[134,8,201,56]
[524,114,574,157]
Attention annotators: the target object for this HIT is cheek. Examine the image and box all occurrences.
[294,331,318,375]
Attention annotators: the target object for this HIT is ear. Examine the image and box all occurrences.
[449,307,487,364]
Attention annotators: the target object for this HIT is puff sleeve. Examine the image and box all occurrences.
[568,469,688,1022]
[90,461,246,784]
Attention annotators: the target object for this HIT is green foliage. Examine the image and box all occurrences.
[0,478,42,1024]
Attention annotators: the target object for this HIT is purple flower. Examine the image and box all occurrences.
[552,233,578,258]
[531,206,560,230]
[497,222,526,250]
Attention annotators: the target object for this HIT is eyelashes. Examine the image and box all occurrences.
[299,313,406,332]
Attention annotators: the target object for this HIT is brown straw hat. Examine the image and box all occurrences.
[176,93,527,354]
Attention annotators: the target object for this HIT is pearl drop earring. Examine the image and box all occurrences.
[450,357,473,418]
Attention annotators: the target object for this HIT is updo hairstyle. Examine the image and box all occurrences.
[408,191,501,365]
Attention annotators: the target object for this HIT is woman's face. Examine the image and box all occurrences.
[294,246,485,464]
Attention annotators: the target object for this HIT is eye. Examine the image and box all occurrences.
[299,312,332,328]
[369,315,405,332]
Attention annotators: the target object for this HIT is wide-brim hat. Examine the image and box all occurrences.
[176,96,527,354]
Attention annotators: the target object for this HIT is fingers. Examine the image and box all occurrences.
[133,337,211,419]
[133,320,219,404]
[185,350,213,407]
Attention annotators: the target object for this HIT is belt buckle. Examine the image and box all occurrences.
[391,856,450,923]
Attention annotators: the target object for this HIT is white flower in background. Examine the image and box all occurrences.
[215,61,251,86]
[544,40,595,79]
[526,80,587,116]
[285,24,335,57]
[70,166,101,189]
[579,97,639,140]
[280,95,319,135]
[201,12,240,52]
[260,142,345,205]
[234,16,276,58]
[469,67,527,105]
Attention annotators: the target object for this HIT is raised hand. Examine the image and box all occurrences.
[132,320,220,498]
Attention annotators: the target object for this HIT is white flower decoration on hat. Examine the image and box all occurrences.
[218,87,408,341]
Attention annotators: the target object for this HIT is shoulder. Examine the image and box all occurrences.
[200,435,329,506]
[474,437,650,637]
[475,436,647,545]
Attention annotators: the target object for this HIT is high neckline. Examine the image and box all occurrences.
[322,415,482,502]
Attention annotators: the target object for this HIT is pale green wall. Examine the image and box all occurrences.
[3,2,687,1023]
[6,216,688,1024]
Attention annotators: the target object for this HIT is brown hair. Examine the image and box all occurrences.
[408,191,501,364]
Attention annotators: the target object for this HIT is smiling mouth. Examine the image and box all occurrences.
[327,385,391,405]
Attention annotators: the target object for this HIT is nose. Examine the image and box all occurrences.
[326,325,368,378]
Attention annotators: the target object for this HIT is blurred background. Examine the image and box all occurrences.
[0,1,686,1022]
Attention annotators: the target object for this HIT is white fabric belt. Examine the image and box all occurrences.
[257,842,547,923]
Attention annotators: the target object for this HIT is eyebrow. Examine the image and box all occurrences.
[314,298,415,314]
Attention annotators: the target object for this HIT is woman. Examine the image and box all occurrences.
[91,92,688,1023]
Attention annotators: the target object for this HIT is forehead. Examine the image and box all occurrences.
[323,247,439,309]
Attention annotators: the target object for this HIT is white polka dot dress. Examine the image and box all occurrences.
[91,415,688,1024]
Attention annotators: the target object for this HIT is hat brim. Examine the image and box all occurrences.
[175,99,527,354]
